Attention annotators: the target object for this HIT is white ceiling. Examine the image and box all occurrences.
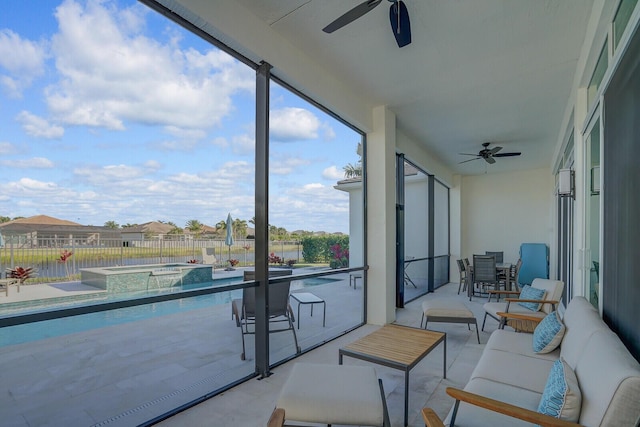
[225,0,595,175]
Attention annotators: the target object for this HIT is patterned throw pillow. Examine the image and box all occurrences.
[533,311,565,353]
[517,285,547,311]
[538,358,582,422]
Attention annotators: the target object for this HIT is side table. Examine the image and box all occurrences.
[289,292,326,329]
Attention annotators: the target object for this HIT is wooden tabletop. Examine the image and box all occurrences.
[340,324,445,368]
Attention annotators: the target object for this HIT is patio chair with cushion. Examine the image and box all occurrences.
[201,247,217,266]
[482,278,564,333]
[231,269,300,360]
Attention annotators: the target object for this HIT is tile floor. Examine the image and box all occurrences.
[0,279,500,427]
[156,282,498,427]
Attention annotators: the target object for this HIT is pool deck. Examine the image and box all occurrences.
[0,278,493,427]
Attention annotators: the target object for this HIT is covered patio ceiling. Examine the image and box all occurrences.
[173,0,595,175]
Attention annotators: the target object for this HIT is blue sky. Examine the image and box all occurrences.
[0,0,361,233]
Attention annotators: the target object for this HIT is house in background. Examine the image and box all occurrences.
[0,215,119,247]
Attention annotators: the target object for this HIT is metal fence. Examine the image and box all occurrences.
[0,235,302,282]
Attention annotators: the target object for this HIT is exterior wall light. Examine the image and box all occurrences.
[558,168,575,199]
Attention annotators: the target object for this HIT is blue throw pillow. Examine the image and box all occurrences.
[533,311,565,353]
[518,285,546,311]
[538,358,582,422]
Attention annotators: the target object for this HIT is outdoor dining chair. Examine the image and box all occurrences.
[470,255,497,301]
[231,269,301,360]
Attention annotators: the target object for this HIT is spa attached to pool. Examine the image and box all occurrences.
[80,263,213,293]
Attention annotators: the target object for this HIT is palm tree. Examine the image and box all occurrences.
[185,219,203,237]
[233,218,248,239]
[104,220,119,229]
[343,141,363,178]
[167,226,183,235]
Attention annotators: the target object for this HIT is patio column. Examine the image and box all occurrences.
[366,105,396,325]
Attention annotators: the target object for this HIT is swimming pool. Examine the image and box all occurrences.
[0,289,242,347]
[0,275,342,347]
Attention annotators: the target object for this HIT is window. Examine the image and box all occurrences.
[613,0,639,51]
[587,41,609,107]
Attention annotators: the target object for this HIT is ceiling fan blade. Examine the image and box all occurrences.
[485,156,496,164]
[323,0,383,33]
[489,146,502,155]
[459,153,480,156]
[494,152,521,157]
[389,1,411,47]
[459,157,481,164]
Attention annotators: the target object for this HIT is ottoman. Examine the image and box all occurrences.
[421,299,480,344]
[275,362,390,426]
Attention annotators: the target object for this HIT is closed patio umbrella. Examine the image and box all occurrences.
[225,213,234,270]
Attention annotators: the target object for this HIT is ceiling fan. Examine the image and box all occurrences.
[459,142,522,165]
[322,0,412,48]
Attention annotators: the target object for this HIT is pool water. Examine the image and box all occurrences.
[0,276,342,347]
[0,289,242,347]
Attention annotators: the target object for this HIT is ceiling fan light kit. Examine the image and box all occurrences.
[323,0,412,48]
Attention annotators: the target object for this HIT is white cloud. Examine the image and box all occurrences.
[270,107,320,141]
[74,163,147,185]
[1,157,55,169]
[143,160,161,171]
[16,111,65,139]
[322,165,344,180]
[164,126,206,140]
[321,122,336,140]
[45,0,254,131]
[0,29,47,97]
[268,181,349,232]
[271,156,311,175]
[211,136,229,149]
[232,133,254,155]
[0,142,18,155]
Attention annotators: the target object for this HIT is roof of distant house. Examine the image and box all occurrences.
[2,215,82,226]
[121,221,176,234]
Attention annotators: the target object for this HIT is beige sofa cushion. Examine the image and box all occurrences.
[485,329,560,362]
[470,348,555,394]
[560,296,608,368]
[574,329,640,427]
[444,378,541,427]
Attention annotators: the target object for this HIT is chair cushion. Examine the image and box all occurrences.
[276,363,384,426]
[518,285,546,311]
[537,358,582,422]
[533,311,565,353]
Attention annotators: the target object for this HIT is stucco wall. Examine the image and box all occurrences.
[461,168,553,265]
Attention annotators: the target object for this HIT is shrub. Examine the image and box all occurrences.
[329,243,349,269]
[301,235,349,264]
[268,252,283,265]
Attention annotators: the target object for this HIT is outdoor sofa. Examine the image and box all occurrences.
[422,295,640,426]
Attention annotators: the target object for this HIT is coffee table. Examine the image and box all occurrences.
[339,324,446,426]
